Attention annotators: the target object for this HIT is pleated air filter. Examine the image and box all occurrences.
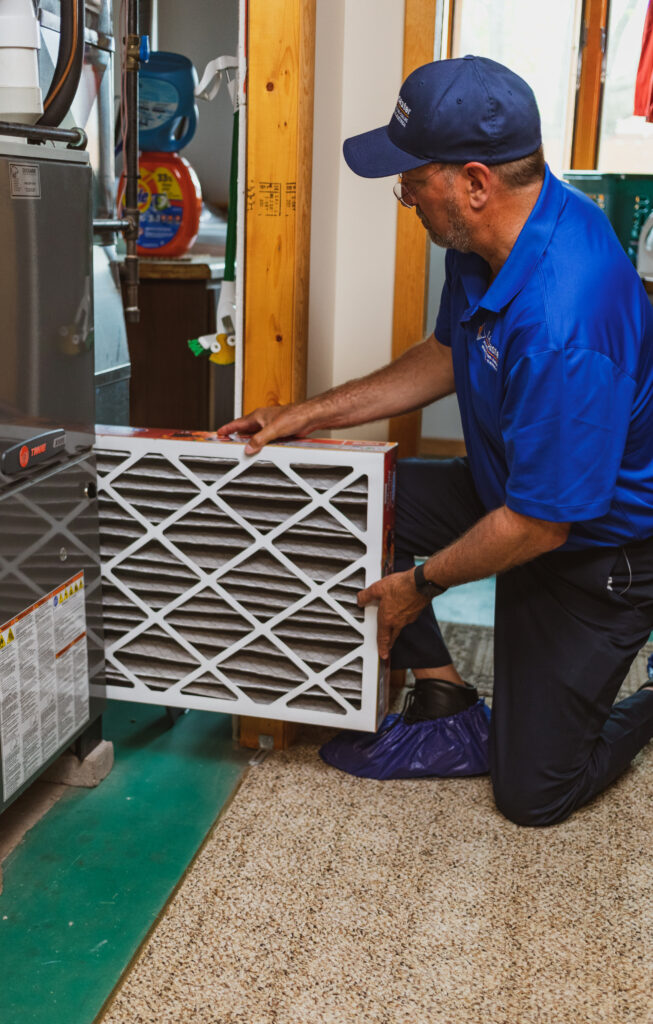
[93,428,396,731]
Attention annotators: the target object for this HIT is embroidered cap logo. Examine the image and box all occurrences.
[393,95,411,128]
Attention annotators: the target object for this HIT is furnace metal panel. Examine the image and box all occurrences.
[0,454,105,812]
[0,146,94,480]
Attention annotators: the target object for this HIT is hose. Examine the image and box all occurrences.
[38,0,85,128]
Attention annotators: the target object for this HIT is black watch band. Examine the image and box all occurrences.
[414,563,447,599]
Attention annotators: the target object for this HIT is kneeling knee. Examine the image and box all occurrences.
[492,781,573,828]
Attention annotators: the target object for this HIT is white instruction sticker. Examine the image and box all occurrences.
[0,572,89,802]
[9,162,41,198]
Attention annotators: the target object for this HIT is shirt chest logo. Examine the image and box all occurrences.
[476,323,499,372]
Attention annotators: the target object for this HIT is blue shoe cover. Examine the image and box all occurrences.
[319,699,491,780]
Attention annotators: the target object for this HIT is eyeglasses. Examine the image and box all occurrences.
[393,166,444,208]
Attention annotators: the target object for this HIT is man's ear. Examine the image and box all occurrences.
[462,162,492,210]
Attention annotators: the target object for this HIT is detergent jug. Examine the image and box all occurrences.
[119,152,202,258]
[139,51,198,152]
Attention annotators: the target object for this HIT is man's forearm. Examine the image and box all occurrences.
[297,335,455,432]
[422,505,570,588]
[358,506,570,661]
[219,334,456,451]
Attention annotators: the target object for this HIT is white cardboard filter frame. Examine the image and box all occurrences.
[93,428,397,731]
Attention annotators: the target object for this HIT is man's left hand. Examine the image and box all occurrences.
[358,570,429,660]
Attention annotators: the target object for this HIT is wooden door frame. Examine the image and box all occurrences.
[571,0,610,169]
[388,0,438,458]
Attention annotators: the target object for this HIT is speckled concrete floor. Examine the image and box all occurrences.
[99,639,653,1024]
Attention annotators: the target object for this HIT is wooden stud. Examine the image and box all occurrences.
[571,0,609,170]
[238,716,300,752]
[388,0,438,458]
[243,0,316,412]
[239,0,316,752]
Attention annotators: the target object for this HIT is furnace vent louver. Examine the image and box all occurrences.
[0,459,104,651]
[94,429,396,730]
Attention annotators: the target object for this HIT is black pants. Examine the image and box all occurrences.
[391,458,653,826]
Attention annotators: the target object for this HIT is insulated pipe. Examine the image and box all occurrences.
[0,0,43,123]
[38,0,85,129]
[122,0,140,323]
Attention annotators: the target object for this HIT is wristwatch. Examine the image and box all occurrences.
[414,562,447,600]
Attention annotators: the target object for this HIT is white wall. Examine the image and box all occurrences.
[112,0,238,207]
[157,0,239,208]
[421,242,464,439]
[308,0,405,441]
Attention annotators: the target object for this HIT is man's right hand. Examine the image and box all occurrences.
[217,403,315,455]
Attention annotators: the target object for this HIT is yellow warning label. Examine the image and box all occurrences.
[154,167,182,201]
[0,634,5,649]
[132,166,183,215]
[7,628,14,643]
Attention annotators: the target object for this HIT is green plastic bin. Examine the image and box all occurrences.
[562,171,653,266]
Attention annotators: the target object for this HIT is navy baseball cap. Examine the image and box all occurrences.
[343,55,542,178]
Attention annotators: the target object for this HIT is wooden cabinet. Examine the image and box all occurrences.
[121,256,235,432]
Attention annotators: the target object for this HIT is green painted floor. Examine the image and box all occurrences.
[0,701,249,1024]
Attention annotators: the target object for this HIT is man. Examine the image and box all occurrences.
[219,56,653,827]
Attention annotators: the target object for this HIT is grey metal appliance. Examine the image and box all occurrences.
[38,0,132,424]
[0,141,105,813]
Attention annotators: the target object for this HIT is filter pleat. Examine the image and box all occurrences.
[287,464,358,491]
[181,677,239,700]
[178,456,239,485]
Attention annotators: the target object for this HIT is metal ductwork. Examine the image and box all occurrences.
[0,0,43,123]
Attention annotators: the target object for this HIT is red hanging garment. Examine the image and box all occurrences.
[635,0,653,120]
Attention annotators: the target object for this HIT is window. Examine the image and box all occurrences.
[598,0,653,171]
[437,0,652,174]
[450,0,582,173]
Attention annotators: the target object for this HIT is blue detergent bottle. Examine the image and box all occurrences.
[139,51,199,152]
[125,51,203,257]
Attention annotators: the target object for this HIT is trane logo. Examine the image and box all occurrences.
[18,442,48,468]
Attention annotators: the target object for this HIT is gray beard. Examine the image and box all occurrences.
[417,200,473,253]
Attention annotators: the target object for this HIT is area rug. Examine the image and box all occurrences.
[440,621,652,700]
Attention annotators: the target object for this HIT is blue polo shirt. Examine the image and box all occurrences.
[434,165,653,550]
